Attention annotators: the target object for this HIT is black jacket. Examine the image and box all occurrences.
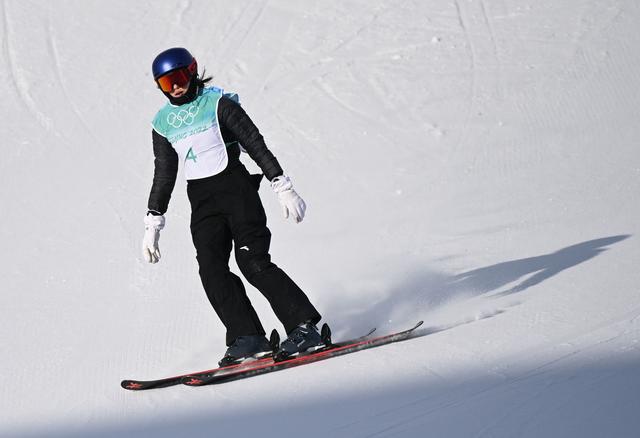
[147,95,283,214]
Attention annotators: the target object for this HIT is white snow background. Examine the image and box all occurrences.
[1,0,639,436]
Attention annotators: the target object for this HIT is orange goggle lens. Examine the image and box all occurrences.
[156,68,192,92]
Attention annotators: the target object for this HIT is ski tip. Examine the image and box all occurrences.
[121,380,144,391]
[414,320,424,329]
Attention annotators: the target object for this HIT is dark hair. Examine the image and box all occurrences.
[195,68,213,87]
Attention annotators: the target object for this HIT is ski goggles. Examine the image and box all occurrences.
[156,64,196,92]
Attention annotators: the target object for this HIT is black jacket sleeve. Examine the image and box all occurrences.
[217,96,284,181]
[147,129,178,215]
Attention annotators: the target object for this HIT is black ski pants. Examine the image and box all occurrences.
[187,165,321,346]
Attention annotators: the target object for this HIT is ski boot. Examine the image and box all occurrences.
[274,322,327,361]
[218,335,273,367]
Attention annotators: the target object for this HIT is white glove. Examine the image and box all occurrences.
[142,213,165,263]
[271,175,306,223]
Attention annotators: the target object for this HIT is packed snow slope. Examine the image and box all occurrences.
[1,0,639,436]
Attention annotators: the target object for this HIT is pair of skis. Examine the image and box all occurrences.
[121,321,423,391]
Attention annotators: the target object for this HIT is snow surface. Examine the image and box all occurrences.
[1,0,639,436]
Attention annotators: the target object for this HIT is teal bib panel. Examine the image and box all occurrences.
[152,87,231,180]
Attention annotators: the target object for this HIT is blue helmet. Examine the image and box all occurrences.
[152,47,197,80]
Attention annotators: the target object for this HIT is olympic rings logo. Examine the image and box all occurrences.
[167,105,200,128]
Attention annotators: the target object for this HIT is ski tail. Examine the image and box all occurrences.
[121,328,281,391]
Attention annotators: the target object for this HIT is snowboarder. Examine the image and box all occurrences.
[142,47,323,366]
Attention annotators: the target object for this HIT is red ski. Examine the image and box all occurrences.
[182,321,423,387]
[121,326,376,391]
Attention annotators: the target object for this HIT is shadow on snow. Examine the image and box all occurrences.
[322,235,630,337]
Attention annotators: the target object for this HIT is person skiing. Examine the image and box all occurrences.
[142,47,323,366]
